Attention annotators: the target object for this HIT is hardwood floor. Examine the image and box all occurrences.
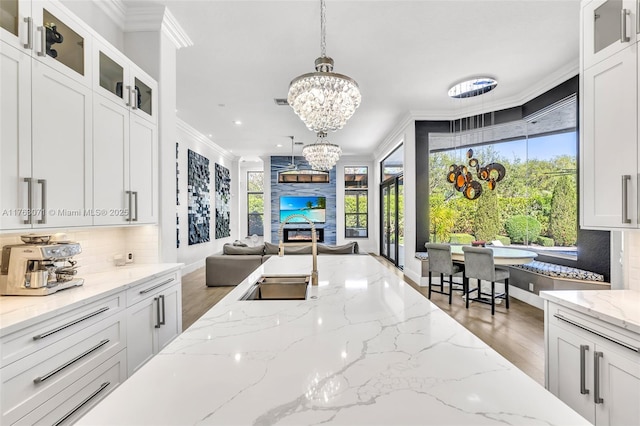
[181,255,545,385]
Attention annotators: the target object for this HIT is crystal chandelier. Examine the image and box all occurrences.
[302,132,342,171]
[287,0,361,134]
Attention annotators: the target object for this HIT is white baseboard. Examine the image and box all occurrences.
[508,285,544,310]
[182,259,205,275]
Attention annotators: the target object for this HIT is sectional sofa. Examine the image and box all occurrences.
[205,241,359,286]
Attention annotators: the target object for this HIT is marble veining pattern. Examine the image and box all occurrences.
[79,256,588,425]
[540,289,640,334]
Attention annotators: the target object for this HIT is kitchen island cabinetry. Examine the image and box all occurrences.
[126,271,181,376]
[543,291,640,425]
[0,263,182,425]
[80,256,589,425]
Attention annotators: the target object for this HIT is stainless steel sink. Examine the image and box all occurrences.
[240,274,310,300]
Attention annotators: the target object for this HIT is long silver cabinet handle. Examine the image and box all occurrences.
[154,297,161,328]
[594,351,604,404]
[132,191,138,221]
[23,17,32,49]
[33,339,110,383]
[23,178,33,224]
[139,278,174,295]
[621,9,631,42]
[622,175,631,224]
[52,381,110,426]
[37,26,46,56]
[125,190,132,222]
[33,307,110,340]
[580,345,590,395]
[554,314,640,352]
[637,1,640,34]
[125,85,132,107]
[131,87,138,110]
[159,294,166,326]
[37,179,47,224]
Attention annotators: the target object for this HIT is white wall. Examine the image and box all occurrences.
[61,0,124,50]
[176,120,237,273]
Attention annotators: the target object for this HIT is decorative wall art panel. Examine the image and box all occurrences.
[215,163,231,239]
[188,149,211,245]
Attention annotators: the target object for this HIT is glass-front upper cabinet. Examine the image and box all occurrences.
[94,40,157,123]
[583,0,638,69]
[0,0,31,50]
[31,1,91,86]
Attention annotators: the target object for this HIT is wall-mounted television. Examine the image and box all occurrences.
[280,196,326,223]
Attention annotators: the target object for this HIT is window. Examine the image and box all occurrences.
[345,166,368,238]
[428,96,577,260]
[247,171,264,236]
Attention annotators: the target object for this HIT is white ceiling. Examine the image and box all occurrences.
[129,0,581,161]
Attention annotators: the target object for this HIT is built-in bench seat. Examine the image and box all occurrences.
[513,260,604,282]
[415,253,610,294]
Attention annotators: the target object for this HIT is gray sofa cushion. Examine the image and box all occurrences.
[223,244,264,255]
[264,241,312,255]
[317,242,359,254]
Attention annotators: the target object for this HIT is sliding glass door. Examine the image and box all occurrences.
[381,174,404,269]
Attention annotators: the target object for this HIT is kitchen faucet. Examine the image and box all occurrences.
[278,214,318,286]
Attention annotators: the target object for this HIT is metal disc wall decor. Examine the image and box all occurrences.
[447,149,506,200]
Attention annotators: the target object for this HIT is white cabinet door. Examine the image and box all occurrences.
[548,323,596,423]
[581,44,638,229]
[129,115,157,224]
[595,342,640,426]
[31,59,92,228]
[30,0,92,88]
[125,295,156,377]
[583,0,638,69]
[0,41,31,230]
[0,0,32,51]
[93,94,129,226]
[157,283,182,352]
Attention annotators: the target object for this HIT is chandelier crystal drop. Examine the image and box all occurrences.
[302,132,342,171]
[287,0,361,133]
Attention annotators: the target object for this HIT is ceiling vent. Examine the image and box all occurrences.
[274,98,289,106]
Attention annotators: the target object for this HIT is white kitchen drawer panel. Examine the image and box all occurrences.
[13,349,126,426]
[0,291,124,366]
[548,303,640,355]
[126,271,178,307]
[1,312,125,425]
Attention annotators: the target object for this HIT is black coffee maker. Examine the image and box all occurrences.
[44,23,63,58]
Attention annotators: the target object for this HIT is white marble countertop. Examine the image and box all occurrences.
[0,263,183,336]
[80,255,587,425]
[540,289,640,335]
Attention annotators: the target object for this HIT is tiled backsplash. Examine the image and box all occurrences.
[0,226,159,274]
[624,231,640,291]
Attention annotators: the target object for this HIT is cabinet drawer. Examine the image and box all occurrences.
[548,303,640,356]
[126,271,178,306]
[13,350,126,426]
[1,291,124,367]
[1,312,125,425]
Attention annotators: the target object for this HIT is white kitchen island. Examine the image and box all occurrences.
[79,255,588,425]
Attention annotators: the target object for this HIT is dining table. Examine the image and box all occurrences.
[448,245,538,265]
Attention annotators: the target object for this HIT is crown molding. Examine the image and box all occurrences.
[373,112,414,160]
[161,8,194,49]
[176,119,236,161]
[92,0,126,30]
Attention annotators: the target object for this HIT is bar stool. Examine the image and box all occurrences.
[425,243,465,304]
[462,246,510,315]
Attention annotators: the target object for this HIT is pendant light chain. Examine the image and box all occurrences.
[320,0,326,57]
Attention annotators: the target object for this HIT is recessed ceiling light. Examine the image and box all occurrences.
[208,134,212,137]
[233,120,242,126]
[276,144,283,148]
[448,78,497,98]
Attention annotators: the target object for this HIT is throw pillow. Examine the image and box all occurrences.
[223,244,264,255]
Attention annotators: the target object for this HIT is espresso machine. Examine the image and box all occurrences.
[0,242,84,296]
